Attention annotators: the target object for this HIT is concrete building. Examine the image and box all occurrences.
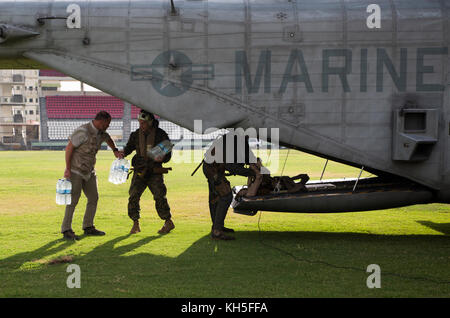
[0,70,40,149]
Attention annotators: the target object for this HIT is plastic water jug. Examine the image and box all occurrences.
[109,159,121,184]
[56,179,64,205]
[56,178,72,205]
[64,179,72,205]
[119,159,130,184]
[109,158,130,184]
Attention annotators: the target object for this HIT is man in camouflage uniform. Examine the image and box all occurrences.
[203,132,256,240]
[121,110,174,235]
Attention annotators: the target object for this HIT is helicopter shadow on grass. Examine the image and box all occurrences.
[416,221,450,236]
[0,234,161,272]
[1,229,449,297]
[2,228,449,271]
[0,239,77,271]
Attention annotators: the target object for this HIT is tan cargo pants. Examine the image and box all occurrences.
[61,172,99,233]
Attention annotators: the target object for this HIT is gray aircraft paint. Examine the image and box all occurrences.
[1,0,449,205]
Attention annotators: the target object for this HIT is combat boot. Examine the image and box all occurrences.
[63,230,80,241]
[130,220,141,234]
[211,226,235,233]
[84,226,106,236]
[211,229,235,241]
[223,227,235,233]
[158,219,175,234]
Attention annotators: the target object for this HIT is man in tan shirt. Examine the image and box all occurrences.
[61,111,122,240]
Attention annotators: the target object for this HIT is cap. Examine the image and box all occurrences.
[138,110,155,122]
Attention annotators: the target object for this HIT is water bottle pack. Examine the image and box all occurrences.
[147,140,173,161]
[56,178,72,205]
[109,158,130,184]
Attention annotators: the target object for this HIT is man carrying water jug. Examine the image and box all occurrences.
[120,110,175,235]
[61,111,122,240]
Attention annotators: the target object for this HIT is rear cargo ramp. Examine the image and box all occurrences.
[232,178,434,215]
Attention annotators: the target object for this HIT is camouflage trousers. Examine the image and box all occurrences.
[207,178,233,231]
[128,172,171,221]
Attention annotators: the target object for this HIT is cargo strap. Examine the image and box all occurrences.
[274,148,291,193]
[352,166,365,192]
[138,127,156,176]
[191,159,204,176]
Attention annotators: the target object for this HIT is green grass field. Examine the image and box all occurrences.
[0,150,449,297]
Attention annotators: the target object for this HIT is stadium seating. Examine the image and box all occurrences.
[47,96,124,119]
[47,120,123,140]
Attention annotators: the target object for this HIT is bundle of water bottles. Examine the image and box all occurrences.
[56,178,72,205]
[147,140,173,160]
[108,158,131,184]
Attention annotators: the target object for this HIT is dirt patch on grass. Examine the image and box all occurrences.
[34,255,75,265]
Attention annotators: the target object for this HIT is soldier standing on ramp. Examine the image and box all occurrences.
[120,110,175,235]
[202,132,257,240]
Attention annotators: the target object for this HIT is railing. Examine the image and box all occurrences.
[11,95,23,103]
[0,74,25,84]
[0,95,25,104]
[0,117,14,123]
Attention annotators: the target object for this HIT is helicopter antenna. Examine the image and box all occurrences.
[170,0,178,16]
